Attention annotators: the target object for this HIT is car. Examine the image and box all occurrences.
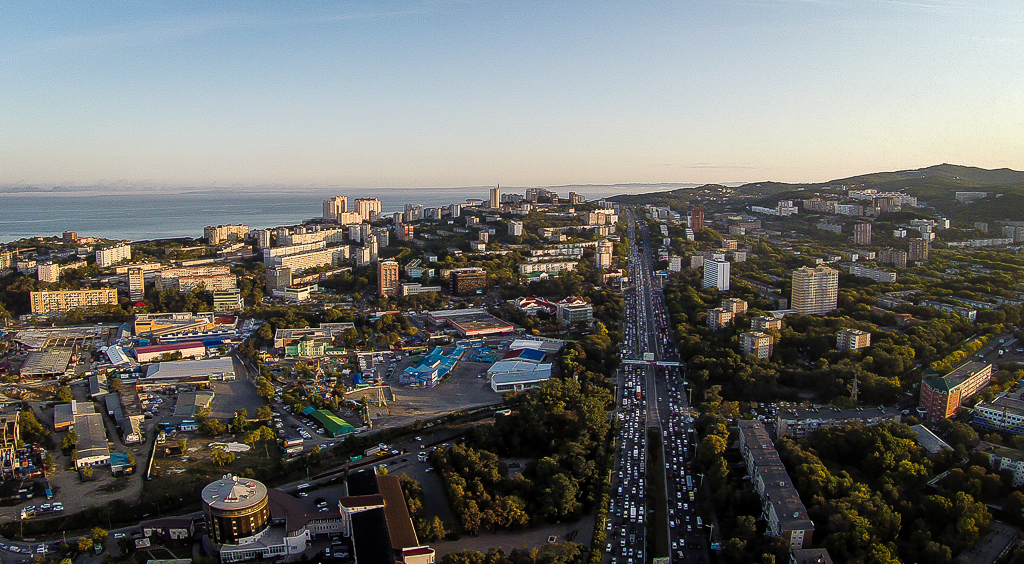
[113,533,125,539]
[298,492,309,497]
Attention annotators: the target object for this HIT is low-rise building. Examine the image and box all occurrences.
[973,391,1024,435]
[557,301,593,326]
[721,298,748,315]
[976,442,1024,486]
[74,412,110,469]
[775,406,900,438]
[910,424,952,455]
[848,265,897,283]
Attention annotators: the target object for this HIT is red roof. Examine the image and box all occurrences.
[403,547,435,556]
[135,342,206,354]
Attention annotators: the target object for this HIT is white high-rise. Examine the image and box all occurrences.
[703,257,731,291]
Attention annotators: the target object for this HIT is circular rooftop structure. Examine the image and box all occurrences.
[202,474,271,545]
[202,474,268,511]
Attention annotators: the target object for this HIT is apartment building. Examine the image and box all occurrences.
[30,288,119,315]
[908,237,930,261]
[791,266,838,315]
[919,361,993,421]
[378,260,399,297]
[707,308,733,330]
[703,257,730,291]
[853,222,873,245]
[323,196,348,220]
[450,269,488,296]
[721,298,748,315]
[775,406,899,438]
[740,331,774,359]
[127,267,145,302]
[266,247,349,274]
[737,421,814,550]
[878,247,908,268]
[752,316,783,332]
[973,391,1024,436]
[155,266,232,290]
[848,265,897,283]
[37,260,87,283]
[204,225,248,245]
[837,328,871,351]
[508,220,523,237]
[96,243,132,267]
[354,198,382,221]
[213,289,244,312]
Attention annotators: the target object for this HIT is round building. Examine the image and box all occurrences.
[202,474,270,545]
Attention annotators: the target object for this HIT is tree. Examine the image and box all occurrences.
[255,376,274,400]
[195,406,212,422]
[43,452,55,471]
[108,377,123,392]
[255,405,273,421]
[199,419,226,437]
[178,438,188,453]
[80,465,92,479]
[91,527,108,544]
[55,386,73,403]
[61,431,78,452]
[231,409,250,433]
[76,537,93,553]
[211,447,236,467]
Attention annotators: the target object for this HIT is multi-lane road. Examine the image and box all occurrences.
[605,210,708,564]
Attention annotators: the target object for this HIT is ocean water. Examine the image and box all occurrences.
[0,185,677,243]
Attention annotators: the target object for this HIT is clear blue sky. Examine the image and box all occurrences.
[1,0,1021,188]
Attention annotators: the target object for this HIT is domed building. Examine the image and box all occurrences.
[201,474,271,545]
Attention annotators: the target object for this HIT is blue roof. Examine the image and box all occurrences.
[110,452,131,466]
[509,348,546,362]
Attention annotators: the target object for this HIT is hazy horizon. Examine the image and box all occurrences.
[3,2,1022,187]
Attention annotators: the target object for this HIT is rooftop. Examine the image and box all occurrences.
[201,475,269,511]
[144,357,234,381]
[791,548,834,564]
[776,405,899,422]
[20,348,73,377]
[924,361,992,393]
[377,474,419,551]
[74,412,109,460]
[910,424,952,454]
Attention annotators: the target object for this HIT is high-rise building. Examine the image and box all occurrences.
[596,239,614,270]
[354,198,382,222]
[690,208,705,232]
[265,267,292,293]
[508,220,523,237]
[30,288,119,315]
[740,331,774,359]
[703,257,730,291]
[127,267,145,302]
[908,237,930,261]
[256,229,273,249]
[378,260,399,297]
[791,266,839,316]
[96,243,132,267]
[322,196,348,221]
[837,328,871,351]
[878,247,908,268]
[62,231,78,243]
[854,222,873,245]
[489,187,500,209]
[448,203,462,218]
[397,224,415,241]
[569,191,584,204]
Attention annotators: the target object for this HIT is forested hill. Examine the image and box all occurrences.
[607,164,1024,222]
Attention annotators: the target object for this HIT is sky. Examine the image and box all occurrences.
[1,0,1022,189]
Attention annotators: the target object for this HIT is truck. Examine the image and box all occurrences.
[364,445,382,457]
[349,455,364,462]
[283,437,304,448]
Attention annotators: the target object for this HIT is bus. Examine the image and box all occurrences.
[685,475,693,490]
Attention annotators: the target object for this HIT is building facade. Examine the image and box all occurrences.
[908,237,930,261]
[378,260,399,297]
[837,328,871,351]
[204,225,248,245]
[96,243,132,267]
[919,361,993,421]
[740,331,774,359]
[30,288,119,315]
[703,257,731,291]
[853,222,872,245]
[791,266,839,316]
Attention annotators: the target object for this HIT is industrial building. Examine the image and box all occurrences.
[426,309,514,337]
[399,346,465,387]
[74,412,110,469]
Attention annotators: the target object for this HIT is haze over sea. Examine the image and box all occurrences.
[0,185,692,243]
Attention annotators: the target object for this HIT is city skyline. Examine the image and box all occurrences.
[1,1,1022,189]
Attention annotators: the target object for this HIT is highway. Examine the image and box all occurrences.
[604,209,707,564]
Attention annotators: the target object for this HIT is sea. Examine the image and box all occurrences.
[0,184,691,243]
